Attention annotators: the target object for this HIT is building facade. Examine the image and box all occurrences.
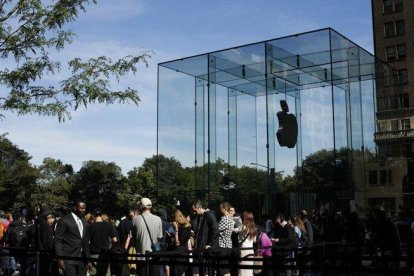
[371,0,414,215]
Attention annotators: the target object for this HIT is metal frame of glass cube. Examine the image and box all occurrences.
[157,28,399,216]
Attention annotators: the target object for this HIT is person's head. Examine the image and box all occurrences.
[12,212,22,221]
[53,210,63,221]
[275,213,285,226]
[293,216,306,233]
[242,211,256,238]
[219,202,231,216]
[174,209,191,228]
[229,206,236,217]
[39,207,53,223]
[73,200,86,217]
[300,209,308,220]
[123,206,134,219]
[102,213,109,222]
[140,198,152,212]
[93,209,102,220]
[6,213,13,222]
[157,209,168,221]
[191,200,206,216]
[131,204,141,216]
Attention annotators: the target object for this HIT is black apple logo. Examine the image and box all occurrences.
[276,100,298,148]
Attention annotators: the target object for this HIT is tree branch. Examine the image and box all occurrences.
[0,2,19,23]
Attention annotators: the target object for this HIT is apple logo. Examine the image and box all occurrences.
[276,100,298,148]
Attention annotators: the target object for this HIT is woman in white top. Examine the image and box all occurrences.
[238,211,256,276]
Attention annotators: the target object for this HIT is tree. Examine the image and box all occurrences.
[119,166,157,208]
[0,0,150,121]
[31,157,73,209]
[141,155,194,209]
[72,160,126,216]
[0,134,38,210]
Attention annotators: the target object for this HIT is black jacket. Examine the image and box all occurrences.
[194,211,219,250]
[38,218,54,252]
[278,223,299,248]
[54,213,90,263]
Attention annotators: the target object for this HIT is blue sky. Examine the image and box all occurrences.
[1,0,374,174]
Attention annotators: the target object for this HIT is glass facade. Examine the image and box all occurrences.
[157,28,399,217]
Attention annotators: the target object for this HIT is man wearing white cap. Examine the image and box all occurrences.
[132,197,163,276]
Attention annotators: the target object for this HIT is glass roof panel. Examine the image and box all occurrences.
[159,28,397,97]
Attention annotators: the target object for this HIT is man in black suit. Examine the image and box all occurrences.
[54,201,90,276]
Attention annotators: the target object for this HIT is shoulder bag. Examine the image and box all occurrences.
[141,215,161,252]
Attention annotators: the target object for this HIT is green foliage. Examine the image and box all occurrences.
[31,157,73,209]
[118,166,157,208]
[72,160,126,216]
[0,0,150,121]
[0,134,38,209]
[142,155,195,209]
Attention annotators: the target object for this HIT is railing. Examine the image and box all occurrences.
[374,129,414,141]
[1,241,414,275]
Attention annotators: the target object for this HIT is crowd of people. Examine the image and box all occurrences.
[0,198,413,276]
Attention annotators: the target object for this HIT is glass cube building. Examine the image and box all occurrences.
[157,28,401,217]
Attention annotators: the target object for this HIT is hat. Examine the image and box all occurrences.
[140,198,152,208]
[53,210,63,218]
[39,207,52,218]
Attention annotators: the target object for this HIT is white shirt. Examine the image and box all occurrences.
[71,212,83,238]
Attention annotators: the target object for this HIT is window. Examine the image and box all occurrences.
[402,118,410,130]
[396,20,405,36]
[395,0,403,12]
[384,22,395,37]
[390,119,398,130]
[369,171,378,185]
[377,97,386,111]
[380,170,387,185]
[388,170,392,184]
[383,0,393,13]
[386,46,396,61]
[397,44,406,59]
[389,95,398,109]
[398,69,408,85]
[399,93,409,108]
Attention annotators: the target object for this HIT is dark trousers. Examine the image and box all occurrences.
[137,264,162,276]
[64,261,87,276]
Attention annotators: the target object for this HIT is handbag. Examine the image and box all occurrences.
[142,214,161,252]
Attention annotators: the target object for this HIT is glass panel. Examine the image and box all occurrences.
[195,78,206,196]
[158,66,196,204]
[207,55,217,203]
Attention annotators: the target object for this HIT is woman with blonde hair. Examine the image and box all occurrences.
[238,211,257,276]
[172,208,192,276]
[292,216,308,246]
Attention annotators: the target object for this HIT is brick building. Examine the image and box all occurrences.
[370,0,414,215]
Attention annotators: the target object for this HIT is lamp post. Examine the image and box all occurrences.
[250,163,284,214]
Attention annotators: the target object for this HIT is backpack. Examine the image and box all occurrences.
[8,223,28,247]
